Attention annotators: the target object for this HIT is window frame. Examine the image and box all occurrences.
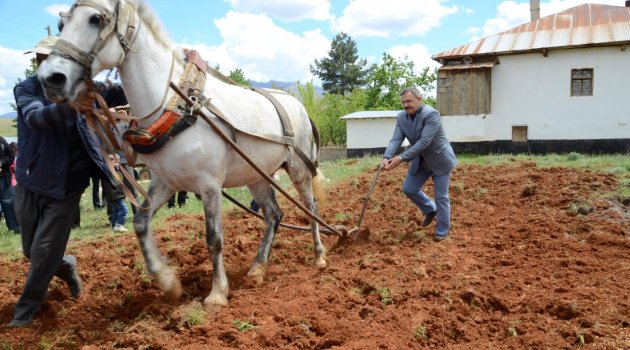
[570,68,593,97]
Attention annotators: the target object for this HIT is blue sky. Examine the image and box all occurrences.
[0,0,623,114]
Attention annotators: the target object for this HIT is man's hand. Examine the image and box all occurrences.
[69,90,97,114]
[184,48,208,74]
[383,156,403,170]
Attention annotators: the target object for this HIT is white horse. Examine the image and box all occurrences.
[37,0,327,307]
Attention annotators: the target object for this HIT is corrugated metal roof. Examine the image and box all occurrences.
[433,3,630,60]
[340,110,399,120]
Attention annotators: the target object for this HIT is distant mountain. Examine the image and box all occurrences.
[251,80,323,96]
[1,111,17,119]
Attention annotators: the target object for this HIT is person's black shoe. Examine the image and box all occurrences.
[7,317,33,327]
[421,211,437,227]
[66,262,83,298]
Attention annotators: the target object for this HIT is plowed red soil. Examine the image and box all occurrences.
[1,160,629,349]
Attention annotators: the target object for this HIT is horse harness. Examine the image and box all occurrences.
[122,63,320,176]
[54,0,139,82]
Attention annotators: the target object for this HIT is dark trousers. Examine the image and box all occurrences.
[12,185,81,321]
[91,176,103,209]
[0,176,20,231]
[167,191,187,208]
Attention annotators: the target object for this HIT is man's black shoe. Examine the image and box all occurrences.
[421,211,436,227]
[65,257,83,298]
[7,317,33,327]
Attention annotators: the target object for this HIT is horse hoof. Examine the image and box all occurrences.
[249,275,264,286]
[315,256,327,269]
[156,267,182,300]
[204,294,228,307]
[247,264,266,285]
[165,280,182,300]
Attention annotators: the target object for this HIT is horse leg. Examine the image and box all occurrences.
[287,165,327,269]
[246,180,282,285]
[133,176,181,299]
[199,186,229,307]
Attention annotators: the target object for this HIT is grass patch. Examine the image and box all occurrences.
[182,301,206,328]
[0,119,17,137]
[232,319,259,332]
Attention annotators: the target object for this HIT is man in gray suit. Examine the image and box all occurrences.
[382,87,457,241]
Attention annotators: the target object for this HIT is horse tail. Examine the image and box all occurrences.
[312,168,327,213]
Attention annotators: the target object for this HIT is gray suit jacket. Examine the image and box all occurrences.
[384,105,457,176]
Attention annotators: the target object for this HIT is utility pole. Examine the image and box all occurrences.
[46,25,51,36]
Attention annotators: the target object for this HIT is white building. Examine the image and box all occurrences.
[343,3,630,156]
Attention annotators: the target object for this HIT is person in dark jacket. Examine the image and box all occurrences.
[8,36,127,327]
[0,136,19,233]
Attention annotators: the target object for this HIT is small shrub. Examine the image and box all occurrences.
[233,319,259,332]
[413,325,428,341]
[183,301,206,328]
[507,327,518,337]
[567,152,580,161]
[374,286,393,305]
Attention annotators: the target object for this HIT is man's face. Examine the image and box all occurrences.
[400,91,422,116]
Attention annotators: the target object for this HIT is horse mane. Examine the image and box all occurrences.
[126,0,173,50]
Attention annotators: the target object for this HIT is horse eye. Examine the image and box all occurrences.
[89,14,101,26]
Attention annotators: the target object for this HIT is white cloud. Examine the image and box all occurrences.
[387,44,441,72]
[332,0,457,38]
[198,11,330,82]
[45,4,71,17]
[225,0,331,21]
[0,47,32,115]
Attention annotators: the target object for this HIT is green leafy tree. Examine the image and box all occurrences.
[9,57,39,130]
[10,58,38,112]
[228,68,251,86]
[310,32,368,95]
[365,53,436,110]
[295,82,366,146]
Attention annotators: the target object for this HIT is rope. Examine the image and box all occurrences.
[71,92,151,209]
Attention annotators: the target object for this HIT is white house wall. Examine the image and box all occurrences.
[345,46,629,152]
[485,46,630,140]
[346,118,410,149]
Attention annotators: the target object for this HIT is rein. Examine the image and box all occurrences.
[72,92,151,209]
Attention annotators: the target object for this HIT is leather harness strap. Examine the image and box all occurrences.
[251,87,294,138]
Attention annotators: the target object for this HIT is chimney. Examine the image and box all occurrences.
[530,0,540,21]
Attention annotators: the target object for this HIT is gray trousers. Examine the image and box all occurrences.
[12,185,81,321]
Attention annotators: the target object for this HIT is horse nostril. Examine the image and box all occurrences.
[46,73,67,87]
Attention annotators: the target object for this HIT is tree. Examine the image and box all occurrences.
[228,68,251,86]
[364,53,437,110]
[9,57,39,129]
[295,82,366,146]
[310,32,368,95]
[10,58,38,113]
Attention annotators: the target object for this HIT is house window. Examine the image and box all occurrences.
[512,125,528,142]
[571,69,593,96]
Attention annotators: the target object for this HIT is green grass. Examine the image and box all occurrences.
[1,153,628,260]
[0,119,17,138]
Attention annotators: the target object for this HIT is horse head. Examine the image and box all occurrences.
[37,0,138,103]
